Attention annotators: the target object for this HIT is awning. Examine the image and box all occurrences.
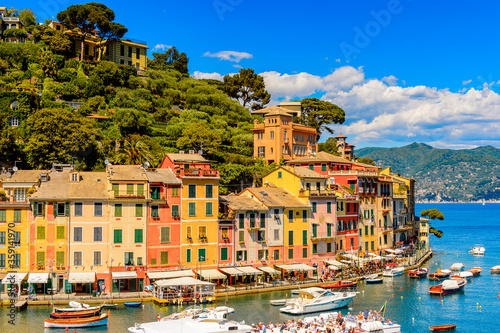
[277,264,315,271]
[28,273,49,284]
[295,263,315,271]
[219,267,244,276]
[325,260,347,267]
[155,277,214,287]
[111,271,138,279]
[1,272,27,284]
[147,269,194,280]
[197,269,226,280]
[276,264,294,270]
[237,266,263,275]
[257,266,280,274]
[68,272,96,284]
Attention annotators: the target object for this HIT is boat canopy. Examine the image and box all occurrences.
[147,269,194,280]
[28,273,49,284]
[155,277,214,287]
[257,266,280,274]
[1,272,27,284]
[196,269,226,280]
[451,263,464,270]
[442,279,460,289]
[68,272,96,283]
[111,271,138,279]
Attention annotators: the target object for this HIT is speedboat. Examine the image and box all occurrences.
[54,303,101,312]
[408,268,429,279]
[429,269,452,280]
[128,317,253,333]
[469,245,485,255]
[44,311,109,328]
[318,280,357,289]
[383,266,405,277]
[279,287,357,314]
[365,274,383,284]
[429,278,467,295]
[450,263,465,271]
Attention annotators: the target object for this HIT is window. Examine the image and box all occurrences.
[274,229,279,240]
[198,248,206,262]
[135,204,143,217]
[370,226,374,235]
[327,223,332,237]
[125,252,134,265]
[151,205,159,218]
[239,230,244,243]
[188,202,196,216]
[270,131,274,139]
[34,202,43,216]
[0,209,5,222]
[137,257,142,266]
[135,229,143,243]
[12,253,20,267]
[258,146,265,158]
[127,184,134,194]
[94,202,103,216]
[172,205,179,217]
[114,229,122,243]
[303,247,308,258]
[384,234,387,244]
[161,251,169,264]
[137,184,144,197]
[93,227,102,242]
[274,249,280,260]
[365,226,368,236]
[112,184,119,196]
[94,251,101,265]
[71,173,78,182]
[13,209,21,222]
[136,48,140,59]
[309,164,314,171]
[288,230,294,245]
[188,184,196,198]
[239,213,244,228]
[128,46,132,57]
[288,210,294,222]
[199,226,207,240]
[258,230,265,242]
[312,224,318,238]
[186,226,192,240]
[302,230,308,245]
[257,132,263,140]
[260,213,266,228]
[321,164,327,172]
[186,248,191,263]
[220,247,228,261]
[327,202,332,213]
[340,239,343,250]
[236,250,247,261]
[205,185,213,198]
[115,204,122,217]
[56,252,64,266]
[74,252,82,266]
[278,171,282,178]
[222,227,229,240]
[151,186,161,200]
[302,210,308,222]
[151,258,157,266]
[0,232,4,244]
[205,202,213,216]
[288,248,294,259]
[37,226,45,239]
[312,202,317,213]
[371,241,374,250]
[161,227,170,243]
[73,227,82,242]
[327,242,332,253]
[172,186,179,197]
[258,249,268,261]
[74,202,83,216]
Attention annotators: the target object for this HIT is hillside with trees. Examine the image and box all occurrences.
[356,143,500,202]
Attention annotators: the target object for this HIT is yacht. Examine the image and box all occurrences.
[469,245,485,255]
[279,287,357,315]
[128,317,252,333]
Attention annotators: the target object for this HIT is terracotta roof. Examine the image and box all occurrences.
[67,172,108,199]
[166,153,208,163]
[251,105,295,116]
[335,133,347,138]
[287,151,351,164]
[222,194,268,211]
[108,165,147,181]
[0,170,45,183]
[146,168,181,184]
[290,167,327,178]
[30,172,70,200]
[245,187,309,208]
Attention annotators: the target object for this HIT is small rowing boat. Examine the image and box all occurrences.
[451,271,473,280]
[408,268,429,279]
[429,278,466,296]
[124,302,143,307]
[102,303,119,309]
[491,265,500,274]
[429,324,456,331]
[365,274,383,284]
[50,307,101,319]
[318,280,357,289]
[53,304,101,312]
[468,267,481,277]
[429,269,452,280]
[44,311,109,328]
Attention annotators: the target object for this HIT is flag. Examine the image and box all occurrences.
[157,313,160,321]
[379,300,387,313]
[50,301,53,306]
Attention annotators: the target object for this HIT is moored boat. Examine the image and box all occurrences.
[318,280,357,289]
[469,245,485,256]
[44,311,109,328]
[491,265,500,274]
[102,303,119,309]
[365,274,383,284]
[451,271,473,280]
[429,324,456,331]
[468,267,481,276]
[429,278,467,295]
[129,316,252,333]
[408,268,429,279]
[269,299,287,306]
[49,307,101,319]
[53,305,101,312]
[429,269,452,280]
[450,263,465,271]
[279,287,357,314]
[124,302,143,307]
[383,266,405,277]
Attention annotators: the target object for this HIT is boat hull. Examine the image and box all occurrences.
[279,295,355,314]
[383,268,405,277]
[50,308,101,319]
[429,324,456,331]
[366,278,383,284]
[44,314,109,328]
[124,302,142,307]
[53,306,100,312]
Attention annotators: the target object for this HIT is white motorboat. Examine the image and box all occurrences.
[128,317,252,333]
[162,306,234,320]
[382,267,405,277]
[451,271,473,280]
[469,245,485,255]
[269,299,287,306]
[279,287,357,315]
[450,263,465,271]
[54,301,101,312]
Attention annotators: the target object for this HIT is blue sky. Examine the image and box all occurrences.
[18,0,500,149]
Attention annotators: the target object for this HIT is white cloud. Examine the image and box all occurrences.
[462,79,472,85]
[192,71,224,81]
[152,44,171,52]
[203,51,253,63]
[382,75,398,86]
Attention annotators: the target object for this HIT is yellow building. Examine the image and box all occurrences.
[1,8,27,43]
[0,170,42,295]
[160,153,220,269]
[376,176,394,252]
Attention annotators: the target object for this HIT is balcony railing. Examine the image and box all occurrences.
[328,170,378,176]
[311,232,335,239]
[393,192,406,199]
[299,189,333,196]
[113,190,146,199]
[177,168,219,177]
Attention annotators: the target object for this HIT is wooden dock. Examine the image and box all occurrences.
[15,300,27,311]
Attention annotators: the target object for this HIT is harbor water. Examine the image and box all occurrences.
[1,203,500,332]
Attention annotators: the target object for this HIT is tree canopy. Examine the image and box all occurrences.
[299,98,345,139]
[420,209,444,220]
[148,46,189,75]
[223,68,271,110]
[318,137,339,156]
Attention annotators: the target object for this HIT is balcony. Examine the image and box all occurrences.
[393,192,406,199]
[299,189,333,197]
[328,170,378,177]
[177,168,219,178]
[311,232,335,239]
[113,190,146,199]
[358,187,364,193]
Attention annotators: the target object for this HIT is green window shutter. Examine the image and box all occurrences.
[151,206,159,218]
[65,202,70,216]
[302,230,307,245]
[221,248,228,261]
[137,184,144,197]
[302,210,307,222]
[114,229,122,243]
[322,164,327,172]
[198,248,206,262]
[205,185,213,198]
[56,252,64,266]
[36,252,45,265]
[239,230,244,242]
[161,227,170,243]
[151,258,156,266]
[37,226,45,239]
[312,224,317,238]
[205,202,213,216]
[365,226,368,235]
[312,202,317,213]
[371,226,374,235]
[188,185,196,198]
[135,204,143,217]
[309,165,314,171]
[33,202,38,216]
[327,202,331,213]
[0,209,5,222]
[172,205,179,217]
[288,210,293,222]
[238,214,244,228]
[14,209,21,222]
[188,202,196,216]
[288,230,293,246]
[112,184,119,196]
[303,248,308,258]
[127,184,134,194]
[288,248,293,259]
[115,204,122,217]
[56,226,65,239]
[186,249,191,263]
[135,229,143,243]
[327,223,331,237]
[260,213,265,228]
[161,251,168,264]
[172,186,179,197]
[244,251,247,261]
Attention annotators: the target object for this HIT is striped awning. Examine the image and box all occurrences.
[257,266,280,274]
[219,267,244,276]
[197,269,227,280]
[28,273,49,284]
[111,271,138,279]
[147,270,194,280]
[68,272,96,284]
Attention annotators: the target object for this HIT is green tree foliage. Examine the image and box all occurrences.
[24,108,98,169]
[299,98,345,139]
[18,8,37,29]
[2,29,28,39]
[176,122,222,155]
[356,157,375,165]
[114,135,163,166]
[318,137,339,156]
[223,68,271,110]
[148,46,189,74]
[31,25,72,55]
[95,21,127,59]
[113,108,152,135]
[420,209,444,220]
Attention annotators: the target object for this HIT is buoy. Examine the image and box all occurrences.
[392,294,394,297]
[400,287,402,290]
[477,303,479,307]
[390,285,392,288]
[480,306,482,309]
[497,295,499,299]
[66,328,68,333]
[441,299,444,303]
[412,317,415,322]
[401,296,403,299]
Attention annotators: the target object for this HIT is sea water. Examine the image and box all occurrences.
[1,203,499,332]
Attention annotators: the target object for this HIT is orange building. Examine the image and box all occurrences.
[252,106,318,164]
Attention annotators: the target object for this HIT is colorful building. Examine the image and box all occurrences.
[1,8,27,43]
[377,176,394,252]
[161,153,219,269]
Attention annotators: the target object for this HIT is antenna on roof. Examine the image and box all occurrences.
[198,150,203,155]
[12,166,18,172]
[144,161,150,170]
[104,159,110,165]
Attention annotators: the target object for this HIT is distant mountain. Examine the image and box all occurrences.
[356,143,500,202]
